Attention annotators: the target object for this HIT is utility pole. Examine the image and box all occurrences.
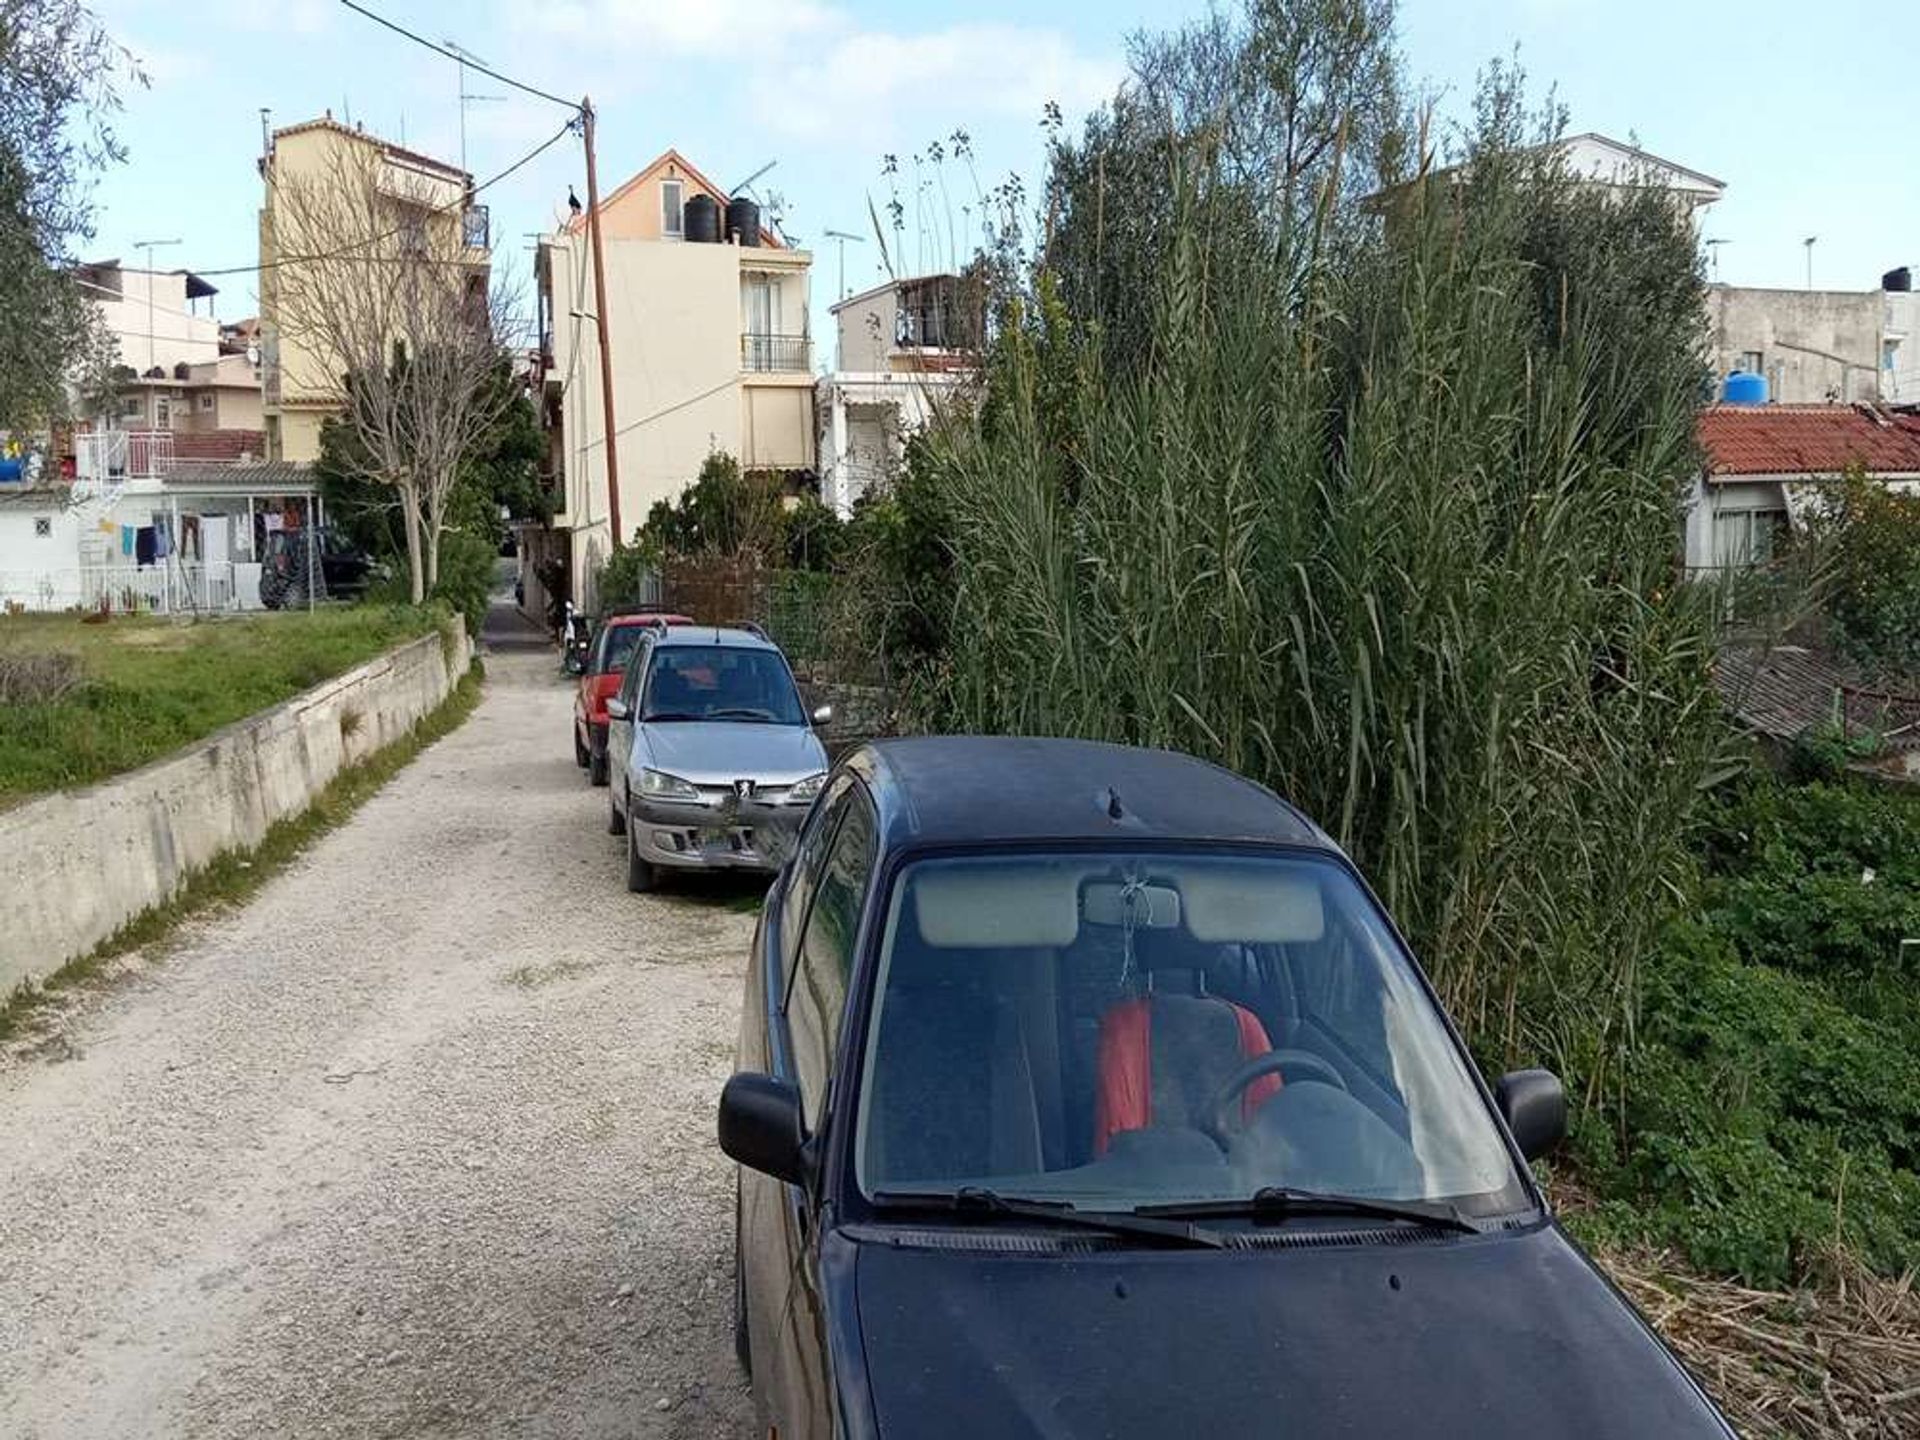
[581,97,622,550]
[134,237,181,374]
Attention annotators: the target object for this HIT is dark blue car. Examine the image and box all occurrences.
[720,737,1734,1439]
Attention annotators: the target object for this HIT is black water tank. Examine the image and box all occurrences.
[685,193,720,243]
[726,197,761,247]
[1884,266,1913,293]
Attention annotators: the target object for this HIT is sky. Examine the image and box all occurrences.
[81,0,1919,359]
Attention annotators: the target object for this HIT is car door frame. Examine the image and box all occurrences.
[744,773,878,1437]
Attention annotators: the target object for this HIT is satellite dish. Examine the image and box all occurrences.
[246,344,261,367]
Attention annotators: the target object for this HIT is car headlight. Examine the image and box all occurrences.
[638,768,701,801]
[786,771,827,804]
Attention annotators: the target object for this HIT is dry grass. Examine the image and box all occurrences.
[1557,1178,1920,1437]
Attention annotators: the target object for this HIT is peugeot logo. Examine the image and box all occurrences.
[733,779,756,800]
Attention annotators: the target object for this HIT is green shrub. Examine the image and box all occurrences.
[1799,470,1920,676]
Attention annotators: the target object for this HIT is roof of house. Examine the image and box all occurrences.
[1697,405,1920,477]
[564,148,785,247]
[170,431,267,464]
[1717,644,1920,754]
[1559,132,1726,194]
[271,115,470,184]
[164,460,313,492]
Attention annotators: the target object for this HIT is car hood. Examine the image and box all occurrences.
[640,721,825,784]
[850,1222,1728,1439]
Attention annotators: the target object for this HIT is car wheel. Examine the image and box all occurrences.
[608,788,627,837]
[733,1181,753,1376]
[573,726,590,769]
[626,818,655,893]
[588,748,609,787]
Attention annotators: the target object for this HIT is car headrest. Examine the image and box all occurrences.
[912,865,1080,949]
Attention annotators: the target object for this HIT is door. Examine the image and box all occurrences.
[761,787,877,1437]
[153,395,172,430]
[745,275,781,370]
[607,637,651,802]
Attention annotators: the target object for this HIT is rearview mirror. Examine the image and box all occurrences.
[719,1073,811,1185]
[605,697,628,721]
[811,703,833,727]
[1495,1069,1567,1162]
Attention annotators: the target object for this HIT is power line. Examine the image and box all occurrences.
[187,118,577,280]
[335,0,579,113]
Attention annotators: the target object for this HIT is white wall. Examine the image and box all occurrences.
[1707,287,1885,403]
[0,504,86,608]
[89,269,221,374]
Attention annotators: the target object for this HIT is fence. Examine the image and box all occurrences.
[0,561,257,615]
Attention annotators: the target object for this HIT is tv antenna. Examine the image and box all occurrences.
[443,39,505,173]
[730,160,778,198]
[1704,238,1728,281]
[823,228,866,300]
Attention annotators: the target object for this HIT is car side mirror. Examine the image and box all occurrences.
[1495,1068,1567,1161]
[811,703,833,728]
[719,1072,811,1186]
[605,696,628,721]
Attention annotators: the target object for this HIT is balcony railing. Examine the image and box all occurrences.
[742,333,811,373]
[75,429,173,482]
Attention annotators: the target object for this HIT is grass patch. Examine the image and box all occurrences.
[0,661,484,1043]
[0,604,450,809]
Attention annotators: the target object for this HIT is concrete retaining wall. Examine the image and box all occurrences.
[0,622,472,997]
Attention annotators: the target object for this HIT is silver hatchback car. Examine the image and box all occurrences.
[605,625,830,891]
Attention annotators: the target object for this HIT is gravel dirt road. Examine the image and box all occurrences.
[0,605,760,1439]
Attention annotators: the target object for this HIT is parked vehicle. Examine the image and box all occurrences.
[572,609,692,785]
[259,527,374,608]
[605,625,830,891]
[718,737,1736,1440]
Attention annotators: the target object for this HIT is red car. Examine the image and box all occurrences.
[573,611,692,785]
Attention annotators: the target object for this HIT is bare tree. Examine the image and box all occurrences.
[265,133,517,601]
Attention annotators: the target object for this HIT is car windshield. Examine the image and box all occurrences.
[642,645,806,724]
[854,851,1528,1216]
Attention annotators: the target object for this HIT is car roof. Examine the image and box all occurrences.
[653,625,780,651]
[848,736,1331,853]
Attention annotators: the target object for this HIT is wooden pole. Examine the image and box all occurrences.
[581,97,622,551]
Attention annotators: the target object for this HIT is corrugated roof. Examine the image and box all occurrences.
[1717,645,1920,753]
[1697,405,1920,477]
[164,461,313,491]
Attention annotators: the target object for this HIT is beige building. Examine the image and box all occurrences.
[258,116,488,463]
[113,352,266,436]
[70,260,222,374]
[1707,281,1920,405]
[536,150,815,607]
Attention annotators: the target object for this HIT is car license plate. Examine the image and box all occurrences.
[697,828,734,851]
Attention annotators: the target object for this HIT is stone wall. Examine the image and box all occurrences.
[0,622,472,997]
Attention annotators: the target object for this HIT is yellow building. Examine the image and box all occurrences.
[257,116,490,463]
[536,150,815,607]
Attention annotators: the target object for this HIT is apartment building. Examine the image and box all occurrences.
[70,260,222,375]
[1708,275,1919,405]
[536,150,815,606]
[257,115,489,463]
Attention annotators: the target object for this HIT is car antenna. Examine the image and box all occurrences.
[1105,787,1124,820]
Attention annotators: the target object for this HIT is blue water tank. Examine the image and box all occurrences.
[1722,370,1769,406]
[0,457,23,483]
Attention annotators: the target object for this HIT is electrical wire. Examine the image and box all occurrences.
[334,0,581,113]
[185,117,577,280]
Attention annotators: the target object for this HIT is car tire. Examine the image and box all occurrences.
[733,1181,753,1376]
[573,726,590,769]
[588,748,609,787]
[626,818,655,893]
[608,790,626,837]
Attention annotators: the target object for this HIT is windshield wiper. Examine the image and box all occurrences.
[1137,1187,1479,1234]
[639,711,703,723]
[872,1186,1228,1249]
[707,708,778,722]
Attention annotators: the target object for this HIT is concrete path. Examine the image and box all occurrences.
[0,602,759,1439]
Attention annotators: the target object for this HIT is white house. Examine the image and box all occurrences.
[817,274,978,517]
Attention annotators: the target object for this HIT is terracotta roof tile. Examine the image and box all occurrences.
[1698,405,1920,477]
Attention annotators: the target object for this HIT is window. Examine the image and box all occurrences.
[787,794,876,1126]
[661,179,684,239]
[853,851,1527,1212]
[617,636,654,711]
[33,517,52,538]
[197,393,215,413]
[119,395,145,420]
[1712,507,1788,567]
[780,778,858,991]
[1737,349,1764,374]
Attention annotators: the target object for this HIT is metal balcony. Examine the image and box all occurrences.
[741,333,810,373]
